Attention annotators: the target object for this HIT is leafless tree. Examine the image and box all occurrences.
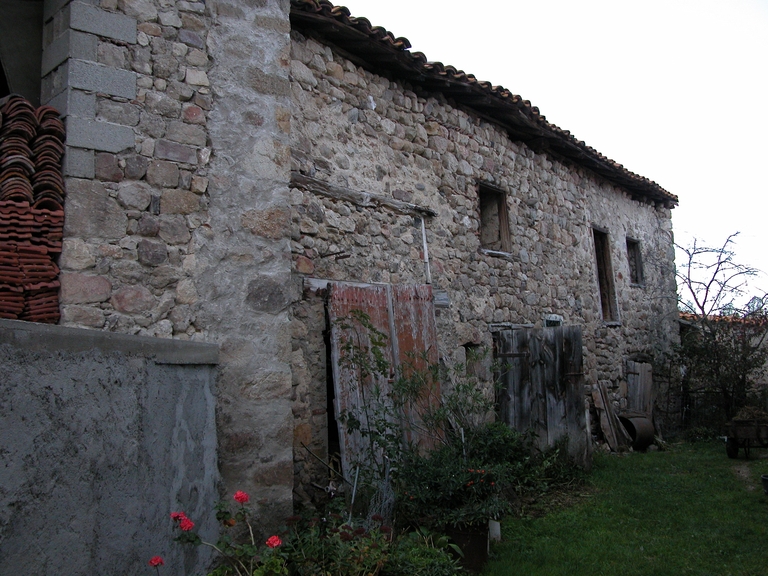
[676,233,768,424]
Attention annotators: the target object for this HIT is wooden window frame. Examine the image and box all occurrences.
[478,183,511,253]
[626,237,645,286]
[593,228,619,323]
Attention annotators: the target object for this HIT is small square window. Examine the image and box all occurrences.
[626,238,644,285]
[478,184,511,252]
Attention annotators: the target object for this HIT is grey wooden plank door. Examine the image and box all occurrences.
[496,326,590,467]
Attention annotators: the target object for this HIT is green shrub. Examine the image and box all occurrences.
[281,512,391,576]
[383,528,463,576]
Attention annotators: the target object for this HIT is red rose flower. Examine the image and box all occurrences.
[170,512,187,521]
[234,490,249,504]
[148,556,164,567]
[266,535,282,548]
[180,517,195,531]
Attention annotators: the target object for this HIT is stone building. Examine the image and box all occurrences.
[1,0,679,527]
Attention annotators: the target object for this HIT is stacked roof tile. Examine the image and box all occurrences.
[0,95,65,323]
[290,0,677,207]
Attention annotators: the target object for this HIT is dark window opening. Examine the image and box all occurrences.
[462,342,487,380]
[478,184,511,252]
[0,63,10,99]
[593,228,619,322]
[626,238,644,285]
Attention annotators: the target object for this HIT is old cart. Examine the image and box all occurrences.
[724,419,768,458]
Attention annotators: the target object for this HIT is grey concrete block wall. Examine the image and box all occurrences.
[41,0,139,166]
[67,115,136,152]
[67,59,137,99]
[69,1,137,43]
[41,30,97,76]
[0,319,220,576]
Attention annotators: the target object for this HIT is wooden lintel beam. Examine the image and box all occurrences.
[290,172,437,217]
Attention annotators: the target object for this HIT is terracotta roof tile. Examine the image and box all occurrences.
[290,0,677,206]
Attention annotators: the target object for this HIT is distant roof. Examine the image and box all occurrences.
[679,312,768,327]
[290,0,678,208]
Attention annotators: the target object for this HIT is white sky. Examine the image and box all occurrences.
[336,0,768,296]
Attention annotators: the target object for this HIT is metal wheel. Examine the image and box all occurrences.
[726,437,739,458]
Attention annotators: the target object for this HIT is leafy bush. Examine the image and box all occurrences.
[395,442,511,528]
[682,425,720,442]
[281,512,391,576]
[383,528,463,576]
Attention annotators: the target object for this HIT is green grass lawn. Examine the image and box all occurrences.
[484,441,768,576]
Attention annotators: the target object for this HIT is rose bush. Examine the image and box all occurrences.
[172,491,287,576]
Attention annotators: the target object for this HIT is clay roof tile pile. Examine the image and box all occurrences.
[0,95,65,324]
[290,0,677,207]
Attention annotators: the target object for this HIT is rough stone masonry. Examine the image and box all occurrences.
[285,25,679,497]
[25,0,679,529]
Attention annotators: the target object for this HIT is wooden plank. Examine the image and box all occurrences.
[592,384,619,451]
[562,326,589,467]
[627,360,654,416]
[392,284,440,449]
[639,363,654,415]
[328,283,393,479]
[513,329,534,433]
[527,331,548,447]
[544,327,567,447]
[291,171,437,217]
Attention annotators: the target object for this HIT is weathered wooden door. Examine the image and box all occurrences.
[626,360,653,415]
[495,326,590,467]
[327,282,439,478]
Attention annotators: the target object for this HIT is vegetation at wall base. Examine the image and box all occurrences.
[483,441,768,576]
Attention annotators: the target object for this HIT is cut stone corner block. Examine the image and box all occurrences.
[66,117,135,154]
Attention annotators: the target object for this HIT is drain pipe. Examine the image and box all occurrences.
[420,217,432,284]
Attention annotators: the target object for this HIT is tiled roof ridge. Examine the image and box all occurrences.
[290,0,678,207]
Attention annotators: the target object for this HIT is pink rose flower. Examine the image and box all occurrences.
[148,556,164,567]
[233,490,250,504]
[265,535,282,548]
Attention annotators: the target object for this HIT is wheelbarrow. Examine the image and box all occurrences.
[724,419,768,458]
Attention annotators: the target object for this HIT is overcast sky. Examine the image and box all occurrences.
[337,0,768,297]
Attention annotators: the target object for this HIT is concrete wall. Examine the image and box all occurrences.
[0,319,219,576]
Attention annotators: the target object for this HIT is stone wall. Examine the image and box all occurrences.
[0,319,218,576]
[39,0,295,529]
[287,30,679,496]
[6,0,679,524]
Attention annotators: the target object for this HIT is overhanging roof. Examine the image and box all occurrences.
[290,0,678,207]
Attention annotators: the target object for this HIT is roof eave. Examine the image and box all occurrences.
[289,1,678,207]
